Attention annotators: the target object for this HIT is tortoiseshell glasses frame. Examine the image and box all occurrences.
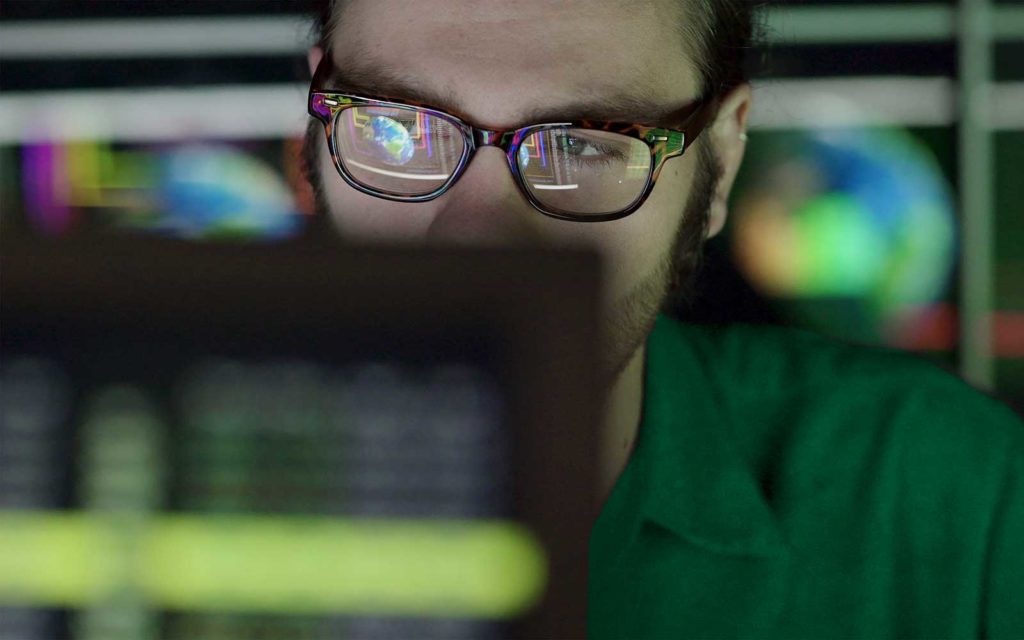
[308,57,717,222]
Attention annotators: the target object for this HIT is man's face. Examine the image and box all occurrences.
[307,0,723,378]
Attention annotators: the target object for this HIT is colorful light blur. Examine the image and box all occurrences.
[16,140,304,240]
[732,127,958,346]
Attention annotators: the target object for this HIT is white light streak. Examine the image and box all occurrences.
[750,77,956,129]
[344,159,450,181]
[530,184,579,190]
[0,85,308,143]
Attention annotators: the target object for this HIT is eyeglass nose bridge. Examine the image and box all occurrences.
[462,127,531,203]
[471,127,519,150]
[472,129,499,147]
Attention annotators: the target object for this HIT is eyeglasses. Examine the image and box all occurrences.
[308,58,717,222]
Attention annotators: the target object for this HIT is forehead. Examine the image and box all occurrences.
[329,0,700,127]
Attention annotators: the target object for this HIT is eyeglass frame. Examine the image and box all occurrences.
[308,56,718,222]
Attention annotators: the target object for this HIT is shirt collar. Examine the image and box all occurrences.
[636,316,789,557]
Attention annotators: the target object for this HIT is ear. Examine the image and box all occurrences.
[308,45,325,79]
[706,83,752,239]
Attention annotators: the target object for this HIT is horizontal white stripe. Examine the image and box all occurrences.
[765,5,953,44]
[0,17,310,59]
[765,4,1023,44]
[1,78,1023,145]
[0,85,309,143]
[992,83,1024,131]
[750,77,956,128]
[751,77,1024,131]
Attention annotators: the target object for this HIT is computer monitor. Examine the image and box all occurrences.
[0,236,602,639]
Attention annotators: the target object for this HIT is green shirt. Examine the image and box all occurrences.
[590,316,1024,638]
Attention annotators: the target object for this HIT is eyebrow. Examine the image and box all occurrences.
[320,62,703,130]
[524,93,703,128]
[322,64,464,118]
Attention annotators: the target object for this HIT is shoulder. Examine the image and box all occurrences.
[652,316,1024,486]
[649,317,1024,633]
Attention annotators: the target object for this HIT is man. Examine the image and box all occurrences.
[302,0,1024,636]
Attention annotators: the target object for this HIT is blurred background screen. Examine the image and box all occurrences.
[0,241,600,640]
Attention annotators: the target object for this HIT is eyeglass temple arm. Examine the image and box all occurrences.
[679,98,720,152]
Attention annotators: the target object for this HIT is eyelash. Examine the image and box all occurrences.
[561,138,627,163]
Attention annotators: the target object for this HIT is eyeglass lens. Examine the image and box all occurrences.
[333,105,653,215]
[517,128,652,215]
[335,105,466,197]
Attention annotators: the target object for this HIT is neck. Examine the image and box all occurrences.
[598,344,646,504]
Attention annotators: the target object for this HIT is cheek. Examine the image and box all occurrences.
[567,157,695,299]
[319,148,434,241]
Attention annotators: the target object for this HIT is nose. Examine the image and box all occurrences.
[425,147,543,246]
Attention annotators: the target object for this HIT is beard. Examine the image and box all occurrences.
[302,120,722,385]
[598,140,722,383]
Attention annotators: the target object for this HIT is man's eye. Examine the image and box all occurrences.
[563,137,622,160]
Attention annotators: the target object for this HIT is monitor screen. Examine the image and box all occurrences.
[0,237,602,639]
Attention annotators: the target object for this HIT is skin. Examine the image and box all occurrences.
[307,0,751,496]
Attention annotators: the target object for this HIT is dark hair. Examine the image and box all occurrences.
[307,0,761,99]
[690,0,762,98]
[309,0,339,50]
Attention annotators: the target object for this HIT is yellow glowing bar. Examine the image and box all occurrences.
[0,512,547,618]
[0,512,119,603]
